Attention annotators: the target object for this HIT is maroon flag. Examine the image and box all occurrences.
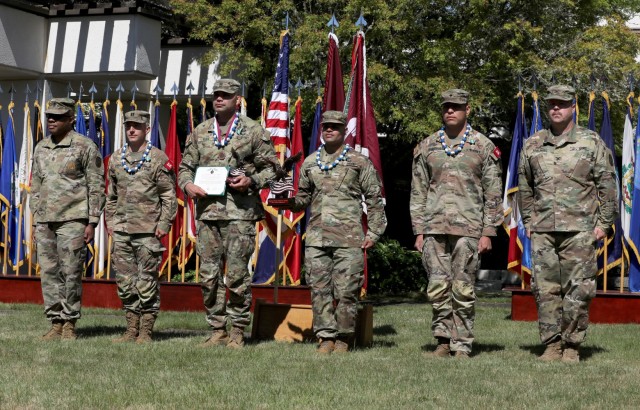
[313,33,347,152]
[345,30,384,197]
[344,30,384,296]
[324,33,345,112]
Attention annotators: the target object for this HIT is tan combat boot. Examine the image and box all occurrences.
[562,344,580,363]
[317,338,335,354]
[333,337,350,354]
[136,313,156,344]
[424,337,450,358]
[454,351,470,359]
[113,312,140,343]
[538,340,562,362]
[61,320,77,340]
[41,320,63,341]
[200,329,229,347]
[227,327,245,349]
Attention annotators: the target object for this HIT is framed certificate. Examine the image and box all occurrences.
[194,166,230,196]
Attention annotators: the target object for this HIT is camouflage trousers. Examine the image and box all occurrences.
[35,220,87,322]
[530,231,597,346]
[422,235,479,353]
[197,220,255,330]
[305,246,364,339]
[112,232,163,316]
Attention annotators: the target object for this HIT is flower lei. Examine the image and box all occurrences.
[211,113,240,148]
[121,141,152,175]
[316,144,350,171]
[439,123,471,156]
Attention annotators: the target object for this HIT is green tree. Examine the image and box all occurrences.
[170,0,640,147]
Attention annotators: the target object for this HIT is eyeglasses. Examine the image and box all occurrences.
[46,114,72,122]
[322,123,343,131]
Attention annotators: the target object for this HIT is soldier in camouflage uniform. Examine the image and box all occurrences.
[282,110,386,354]
[106,110,177,344]
[410,89,503,358]
[179,78,277,349]
[518,85,617,363]
[31,97,106,340]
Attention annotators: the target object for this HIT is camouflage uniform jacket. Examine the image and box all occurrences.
[178,114,277,221]
[106,146,178,234]
[410,129,503,238]
[292,146,387,247]
[31,130,105,225]
[518,125,618,233]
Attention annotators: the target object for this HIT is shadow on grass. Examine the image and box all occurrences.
[77,325,209,340]
[373,324,397,336]
[519,344,608,361]
[419,342,505,357]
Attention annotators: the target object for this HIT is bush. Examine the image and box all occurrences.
[367,237,426,295]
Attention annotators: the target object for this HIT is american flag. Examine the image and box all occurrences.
[266,30,291,158]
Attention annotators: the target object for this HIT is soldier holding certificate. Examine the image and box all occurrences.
[178,78,277,349]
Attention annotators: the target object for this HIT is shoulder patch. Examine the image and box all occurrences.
[491,146,501,161]
[163,160,174,171]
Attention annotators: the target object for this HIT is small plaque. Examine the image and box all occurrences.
[267,198,293,207]
[194,166,229,196]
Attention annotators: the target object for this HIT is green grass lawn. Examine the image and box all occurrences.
[1,294,640,409]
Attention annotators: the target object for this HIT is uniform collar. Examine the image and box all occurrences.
[544,124,577,147]
[42,130,75,148]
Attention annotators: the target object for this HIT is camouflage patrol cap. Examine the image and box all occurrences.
[441,89,469,105]
[124,110,150,124]
[45,98,75,115]
[321,110,347,125]
[213,78,241,94]
[545,85,575,101]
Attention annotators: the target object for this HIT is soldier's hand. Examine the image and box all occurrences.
[478,236,492,254]
[526,229,530,238]
[185,182,207,199]
[594,227,606,241]
[414,234,424,252]
[107,227,113,236]
[84,224,95,243]
[228,175,252,192]
[155,227,168,239]
[362,238,375,249]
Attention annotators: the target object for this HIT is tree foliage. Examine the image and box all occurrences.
[170,0,640,145]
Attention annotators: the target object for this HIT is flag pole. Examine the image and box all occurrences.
[106,235,112,280]
[15,203,23,275]
[603,238,608,292]
[181,205,187,282]
[274,210,283,303]
[3,215,9,275]
[621,249,625,293]
[167,227,173,282]
[195,253,200,282]
[28,228,33,276]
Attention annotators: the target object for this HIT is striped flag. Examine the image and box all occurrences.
[254,30,293,284]
[266,30,291,158]
[502,92,531,281]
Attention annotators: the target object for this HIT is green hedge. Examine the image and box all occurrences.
[366,237,426,295]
